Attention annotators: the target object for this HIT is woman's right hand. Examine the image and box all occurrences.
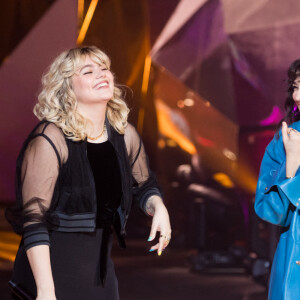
[282,121,300,177]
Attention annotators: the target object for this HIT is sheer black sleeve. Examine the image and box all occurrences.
[6,122,68,250]
[124,123,162,215]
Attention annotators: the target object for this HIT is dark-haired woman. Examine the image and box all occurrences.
[255,59,300,299]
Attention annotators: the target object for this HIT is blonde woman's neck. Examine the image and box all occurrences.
[77,102,107,137]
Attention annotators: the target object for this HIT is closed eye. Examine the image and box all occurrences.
[83,71,92,75]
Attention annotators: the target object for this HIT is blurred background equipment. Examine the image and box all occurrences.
[1,0,300,291]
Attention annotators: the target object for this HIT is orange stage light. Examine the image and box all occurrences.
[77,0,98,45]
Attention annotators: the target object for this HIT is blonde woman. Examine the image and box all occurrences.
[6,46,171,300]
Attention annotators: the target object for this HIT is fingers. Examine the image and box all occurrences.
[148,233,172,255]
[148,240,169,255]
[282,121,288,144]
[282,122,300,141]
[157,235,166,256]
[149,243,159,252]
[147,223,158,242]
[289,128,299,136]
[152,242,166,255]
[158,233,171,255]
[163,237,170,248]
[147,205,172,255]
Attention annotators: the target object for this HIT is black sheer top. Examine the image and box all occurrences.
[6,121,163,252]
[86,141,122,228]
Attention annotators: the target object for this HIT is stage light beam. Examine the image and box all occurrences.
[78,0,85,31]
[77,0,98,45]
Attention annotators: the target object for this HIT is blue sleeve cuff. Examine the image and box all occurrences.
[263,161,286,194]
[277,175,300,208]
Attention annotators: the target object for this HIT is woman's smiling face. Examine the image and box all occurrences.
[72,55,114,106]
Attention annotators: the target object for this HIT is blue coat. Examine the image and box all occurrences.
[255,121,300,300]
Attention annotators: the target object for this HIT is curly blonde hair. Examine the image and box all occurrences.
[34,46,130,141]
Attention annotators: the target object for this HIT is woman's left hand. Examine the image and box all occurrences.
[146,196,171,256]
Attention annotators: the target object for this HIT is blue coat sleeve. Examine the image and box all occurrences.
[254,130,295,227]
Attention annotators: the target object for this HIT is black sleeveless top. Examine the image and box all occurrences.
[86,140,122,227]
[87,140,123,286]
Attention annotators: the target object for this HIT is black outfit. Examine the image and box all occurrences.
[87,140,122,287]
[6,120,162,299]
[87,141,122,228]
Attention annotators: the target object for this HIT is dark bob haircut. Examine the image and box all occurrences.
[278,59,300,131]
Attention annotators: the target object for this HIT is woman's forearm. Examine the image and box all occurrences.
[26,245,56,297]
